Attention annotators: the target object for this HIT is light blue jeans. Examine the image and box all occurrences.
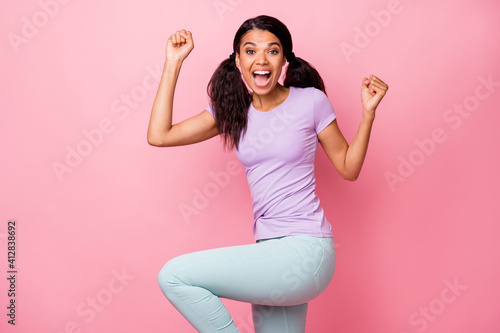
[158,234,336,332]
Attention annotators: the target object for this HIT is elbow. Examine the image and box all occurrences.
[340,169,360,181]
[147,134,159,146]
[342,174,359,181]
[147,134,168,147]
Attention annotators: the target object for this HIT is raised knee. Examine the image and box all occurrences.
[158,255,190,293]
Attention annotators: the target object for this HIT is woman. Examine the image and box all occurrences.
[148,15,388,333]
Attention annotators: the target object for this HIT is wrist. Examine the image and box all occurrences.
[162,58,183,77]
[361,110,376,123]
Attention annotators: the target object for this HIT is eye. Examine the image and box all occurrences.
[246,49,256,54]
[269,50,279,55]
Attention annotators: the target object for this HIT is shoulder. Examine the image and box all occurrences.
[289,86,327,101]
[289,86,316,96]
[289,87,330,111]
[290,86,330,107]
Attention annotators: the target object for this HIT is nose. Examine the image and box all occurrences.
[255,51,268,65]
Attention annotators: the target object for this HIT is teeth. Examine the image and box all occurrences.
[253,71,270,75]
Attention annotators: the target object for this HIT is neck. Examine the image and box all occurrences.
[252,84,289,111]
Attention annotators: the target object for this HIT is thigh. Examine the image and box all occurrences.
[163,234,336,306]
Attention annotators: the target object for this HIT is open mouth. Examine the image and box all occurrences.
[253,70,271,87]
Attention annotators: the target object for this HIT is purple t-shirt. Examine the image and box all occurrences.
[207,86,336,241]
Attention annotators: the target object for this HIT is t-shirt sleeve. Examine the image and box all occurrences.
[313,88,336,134]
[205,105,215,117]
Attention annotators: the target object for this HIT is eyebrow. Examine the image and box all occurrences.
[243,42,281,47]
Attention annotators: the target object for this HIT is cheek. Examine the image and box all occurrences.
[273,63,284,79]
[274,65,283,76]
[239,60,252,76]
[239,59,249,71]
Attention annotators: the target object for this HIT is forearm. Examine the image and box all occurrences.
[147,59,183,144]
[343,113,375,180]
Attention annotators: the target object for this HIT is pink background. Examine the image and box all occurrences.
[1,0,500,332]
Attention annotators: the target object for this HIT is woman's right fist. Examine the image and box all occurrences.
[166,29,194,62]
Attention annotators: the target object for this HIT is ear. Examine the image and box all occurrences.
[235,53,240,68]
[282,55,287,67]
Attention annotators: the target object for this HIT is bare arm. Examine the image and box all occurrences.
[147,30,220,147]
[318,75,388,180]
[318,117,374,181]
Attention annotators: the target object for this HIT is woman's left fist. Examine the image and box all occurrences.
[361,75,389,117]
